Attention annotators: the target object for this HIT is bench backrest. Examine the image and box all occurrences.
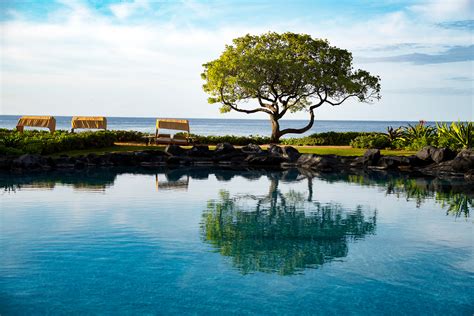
[72,116,107,130]
[16,116,56,133]
[156,119,190,136]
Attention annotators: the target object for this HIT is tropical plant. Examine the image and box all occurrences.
[385,126,403,142]
[396,121,436,150]
[202,32,381,142]
[436,121,473,149]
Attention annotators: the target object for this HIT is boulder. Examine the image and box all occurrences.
[74,159,86,169]
[245,154,287,165]
[282,146,301,162]
[12,154,48,169]
[405,155,431,167]
[241,143,263,154]
[431,147,455,164]
[214,143,236,155]
[416,146,436,161]
[188,145,211,157]
[268,144,283,156]
[165,145,187,156]
[297,154,341,171]
[451,149,474,173]
[0,156,13,170]
[465,170,474,181]
[377,156,411,169]
[109,152,136,166]
[361,149,381,166]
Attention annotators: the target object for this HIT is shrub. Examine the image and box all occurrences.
[282,131,372,146]
[0,129,118,155]
[395,122,436,150]
[436,121,473,150]
[188,134,271,146]
[350,134,391,149]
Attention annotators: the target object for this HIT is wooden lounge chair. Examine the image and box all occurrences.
[145,119,192,145]
[16,116,56,133]
[71,116,107,132]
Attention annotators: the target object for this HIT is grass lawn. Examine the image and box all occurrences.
[51,143,416,157]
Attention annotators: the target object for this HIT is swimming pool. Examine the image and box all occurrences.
[1,168,472,314]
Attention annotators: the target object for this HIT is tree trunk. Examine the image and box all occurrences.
[270,116,282,143]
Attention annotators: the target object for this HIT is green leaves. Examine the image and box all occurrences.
[437,121,473,149]
[201,32,381,116]
[0,129,145,155]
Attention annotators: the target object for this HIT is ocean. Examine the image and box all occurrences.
[0,115,437,137]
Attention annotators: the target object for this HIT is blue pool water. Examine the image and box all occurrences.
[1,168,473,314]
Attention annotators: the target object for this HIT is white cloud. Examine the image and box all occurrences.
[409,0,474,21]
[110,0,149,19]
[0,1,472,120]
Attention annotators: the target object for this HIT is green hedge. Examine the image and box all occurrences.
[0,129,145,155]
[190,134,270,145]
[350,134,391,149]
[282,132,373,146]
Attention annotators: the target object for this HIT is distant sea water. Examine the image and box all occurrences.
[0,115,438,137]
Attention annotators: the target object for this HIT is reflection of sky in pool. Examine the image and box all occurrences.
[1,169,473,314]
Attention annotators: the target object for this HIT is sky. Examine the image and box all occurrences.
[0,0,473,121]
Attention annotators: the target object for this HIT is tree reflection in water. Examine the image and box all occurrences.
[345,174,473,218]
[201,177,377,275]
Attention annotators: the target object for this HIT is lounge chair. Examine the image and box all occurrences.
[16,116,56,133]
[145,119,193,145]
[71,116,107,132]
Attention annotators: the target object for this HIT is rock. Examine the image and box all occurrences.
[416,146,436,161]
[133,151,153,162]
[165,145,187,156]
[268,145,283,156]
[86,153,101,165]
[282,146,301,162]
[214,143,236,155]
[451,149,474,172]
[166,156,193,165]
[0,156,13,170]
[405,155,431,167]
[245,154,287,165]
[362,149,381,166]
[297,154,341,171]
[74,160,86,169]
[465,170,474,181]
[109,152,136,166]
[377,156,410,169]
[12,154,48,169]
[241,143,263,154]
[188,145,211,157]
[431,148,455,163]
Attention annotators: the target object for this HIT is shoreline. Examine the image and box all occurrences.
[2,143,472,182]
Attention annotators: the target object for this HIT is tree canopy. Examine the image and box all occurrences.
[202,32,381,142]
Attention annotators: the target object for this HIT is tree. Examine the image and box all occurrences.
[201,32,381,142]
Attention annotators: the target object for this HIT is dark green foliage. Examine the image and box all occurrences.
[0,129,145,155]
[202,32,381,142]
[350,121,472,150]
[436,121,473,150]
[189,132,373,146]
[395,122,436,150]
[189,134,270,145]
[282,132,373,146]
[350,134,391,149]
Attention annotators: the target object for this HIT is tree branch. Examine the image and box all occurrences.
[220,88,272,115]
[326,93,358,106]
